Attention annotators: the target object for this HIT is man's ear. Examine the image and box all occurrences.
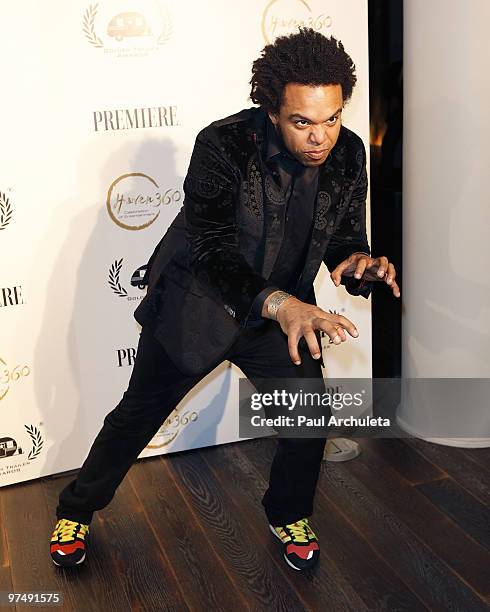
[268,111,279,126]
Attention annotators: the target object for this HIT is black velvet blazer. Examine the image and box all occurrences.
[134,106,373,375]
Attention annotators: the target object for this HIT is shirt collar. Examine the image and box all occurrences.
[265,115,306,176]
[266,115,283,160]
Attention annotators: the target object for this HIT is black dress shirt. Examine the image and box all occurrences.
[244,117,319,327]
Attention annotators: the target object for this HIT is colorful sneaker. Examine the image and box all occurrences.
[50,518,90,567]
[269,518,320,570]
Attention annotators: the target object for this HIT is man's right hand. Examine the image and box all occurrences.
[263,293,359,365]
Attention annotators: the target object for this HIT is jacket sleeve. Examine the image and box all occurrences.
[323,140,373,299]
[184,128,277,325]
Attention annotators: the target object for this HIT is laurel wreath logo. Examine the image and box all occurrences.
[83,3,172,50]
[83,4,104,48]
[25,424,43,461]
[157,12,173,45]
[0,192,13,231]
[109,259,129,297]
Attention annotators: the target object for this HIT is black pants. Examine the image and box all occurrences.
[56,320,329,526]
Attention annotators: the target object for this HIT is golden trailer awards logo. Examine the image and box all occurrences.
[106,172,182,230]
[83,1,173,58]
[109,258,147,301]
[0,357,31,401]
[0,191,13,231]
[146,409,198,449]
[0,426,44,480]
[262,0,332,43]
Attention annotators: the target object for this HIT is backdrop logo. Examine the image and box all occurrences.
[93,105,178,132]
[146,409,198,449]
[0,426,44,479]
[0,357,31,401]
[0,191,13,231]
[83,1,172,57]
[261,0,332,43]
[106,172,182,230]
[116,347,137,367]
[1,285,25,308]
[109,258,147,301]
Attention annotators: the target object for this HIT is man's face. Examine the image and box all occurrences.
[268,83,344,167]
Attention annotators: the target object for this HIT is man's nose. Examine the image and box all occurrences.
[308,126,328,146]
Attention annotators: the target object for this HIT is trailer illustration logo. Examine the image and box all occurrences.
[0,437,23,459]
[108,12,151,40]
[83,2,173,57]
[0,426,43,464]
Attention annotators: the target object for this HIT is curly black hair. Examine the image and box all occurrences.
[250,27,357,114]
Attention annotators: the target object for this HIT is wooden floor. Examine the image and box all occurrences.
[0,436,489,611]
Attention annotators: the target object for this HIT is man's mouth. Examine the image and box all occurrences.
[304,149,328,160]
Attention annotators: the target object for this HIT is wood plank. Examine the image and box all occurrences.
[42,474,135,612]
[0,488,16,612]
[166,447,310,611]
[457,446,490,472]
[2,479,78,612]
[405,438,490,505]
[127,455,247,612]
[2,438,487,612]
[200,442,369,611]
[237,438,427,611]
[246,437,489,611]
[347,440,490,605]
[415,478,489,552]
[359,437,446,485]
[93,466,189,611]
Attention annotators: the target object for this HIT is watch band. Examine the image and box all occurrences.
[266,290,292,320]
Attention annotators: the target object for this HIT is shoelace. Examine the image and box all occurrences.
[285,520,310,543]
[56,519,89,543]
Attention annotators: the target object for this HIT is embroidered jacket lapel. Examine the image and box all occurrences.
[248,109,288,280]
[260,180,287,279]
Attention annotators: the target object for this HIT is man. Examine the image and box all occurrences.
[50,28,400,572]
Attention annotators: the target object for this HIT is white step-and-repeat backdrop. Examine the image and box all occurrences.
[1,0,370,487]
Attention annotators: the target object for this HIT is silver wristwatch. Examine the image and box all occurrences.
[267,290,292,320]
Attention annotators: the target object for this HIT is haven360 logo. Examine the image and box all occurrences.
[146,408,198,450]
[83,1,173,57]
[106,173,181,231]
[0,356,30,401]
[262,0,332,43]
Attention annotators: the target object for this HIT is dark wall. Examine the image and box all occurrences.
[368,0,403,377]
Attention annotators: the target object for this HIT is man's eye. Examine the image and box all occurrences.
[326,116,339,125]
[294,120,309,126]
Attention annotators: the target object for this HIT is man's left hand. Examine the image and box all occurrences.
[331,253,400,298]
